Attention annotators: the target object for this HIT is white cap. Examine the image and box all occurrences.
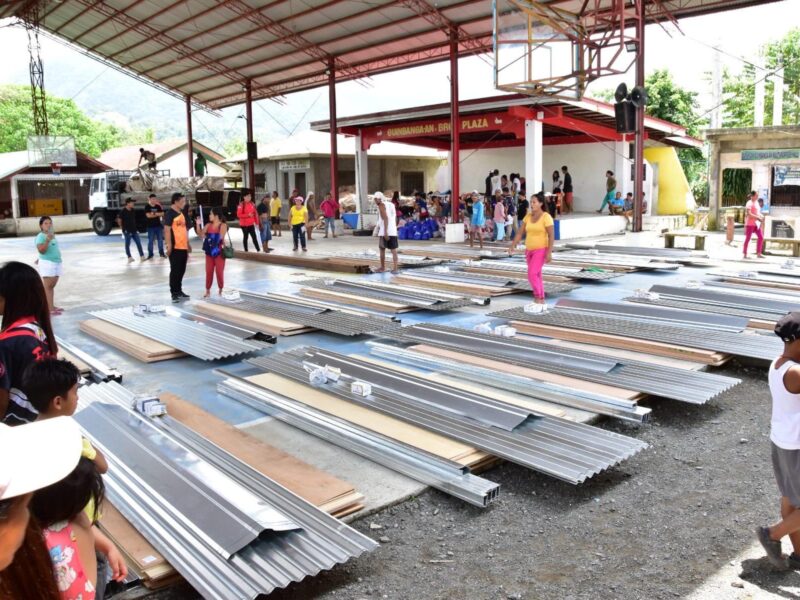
[472,190,479,195]
[373,192,385,202]
[0,416,83,500]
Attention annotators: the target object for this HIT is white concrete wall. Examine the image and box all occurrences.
[159,151,227,178]
[16,214,90,236]
[456,144,626,209]
[456,148,525,194]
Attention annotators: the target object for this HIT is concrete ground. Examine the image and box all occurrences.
[4,222,798,599]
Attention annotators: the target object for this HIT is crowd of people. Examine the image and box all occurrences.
[0,260,128,598]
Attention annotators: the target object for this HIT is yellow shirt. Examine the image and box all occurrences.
[290,205,308,226]
[270,197,282,217]
[524,212,554,250]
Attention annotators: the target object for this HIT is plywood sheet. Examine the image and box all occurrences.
[244,372,485,466]
[79,320,185,362]
[299,287,413,313]
[392,275,512,297]
[58,348,91,376]
[161,393,363,515]
[413,344,641,400]
[99,502,177,586]
[509,321,727,365]
[192,302,313,336]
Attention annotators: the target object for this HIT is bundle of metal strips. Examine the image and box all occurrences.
[391,324,741,404]
[366,342,651,424]
[217,376,499,507]
[207,291,401,336]
[464,260,625,280]
[326,251,444,268]
[77,382,376,599]
[549,298,749,331]
[565,243,697,260]
[626,296,784,322]
[248,349,647,484]
[709,270,800,288]
[55,336,122,383]
[490,306,782,361]
[88,307,273,360]
[399,270,579,294]
[644,285,796,317]
[549,253,680,271]
[298,278,482,310]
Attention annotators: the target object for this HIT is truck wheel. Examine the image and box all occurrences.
[92,212,112,236]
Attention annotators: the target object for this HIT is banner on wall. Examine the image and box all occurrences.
[774,165,800,187]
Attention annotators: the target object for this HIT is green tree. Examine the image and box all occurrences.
[722,28,800,127]
[224,137,246,158]
[0,84,124,157]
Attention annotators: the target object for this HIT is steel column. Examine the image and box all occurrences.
[329,57,339,202]
[449,27,460,222]
[186,95,194,176]
[245,80,255,193]
[633,0,645,232]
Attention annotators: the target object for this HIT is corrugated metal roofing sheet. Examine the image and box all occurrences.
[1,1,781,109]
[76,381,377,600]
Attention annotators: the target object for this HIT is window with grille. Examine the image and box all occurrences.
[400,171,425,196]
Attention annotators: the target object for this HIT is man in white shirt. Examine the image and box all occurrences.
[374,192,399,274]
[758,312,800,569]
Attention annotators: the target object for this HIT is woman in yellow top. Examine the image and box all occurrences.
[508,192,554,303]
[289,196,309,251]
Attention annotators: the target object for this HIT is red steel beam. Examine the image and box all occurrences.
[449,27,460,222]
[127,0,334,71]
[48,0,102,34]
[186,9,490,102]
[201,33,492,108]
[633,0,646,232]
[73,0,148,46]
[64,0,269,95]
[87,0,190,53]
[245,80,255,194]
[328,57,339,202]
[186,95,193,176]
[164,0,487,89]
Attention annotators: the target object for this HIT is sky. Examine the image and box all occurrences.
[0,0,797,149]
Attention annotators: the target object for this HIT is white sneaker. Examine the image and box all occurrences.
[127,257,134,263]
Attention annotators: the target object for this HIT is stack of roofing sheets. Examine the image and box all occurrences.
[625,284,794,328]
[197,290,401,336]
[233,250,442,272]
[709,269,800,292]
[458,260,625,282]
[490,299,782,362]
[391,269,579,297]
[565,242,707,263]
[389,323,741,405]
[298,278,483,311]
[84,306,274,361]
[245,347,647,484]
[76,382,376,600]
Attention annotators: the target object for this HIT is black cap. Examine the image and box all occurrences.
[775,312,800,343]
[148,193,157,199]
[171,192,185,203]
[125,197,134,204]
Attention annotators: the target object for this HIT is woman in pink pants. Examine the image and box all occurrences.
[743,191,765,259]
[508,192,554,303]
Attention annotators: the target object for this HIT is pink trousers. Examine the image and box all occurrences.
[743,225,763,257]
[525,248,547,299]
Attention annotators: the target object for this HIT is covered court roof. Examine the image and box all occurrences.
[310,94,704,150]
[0,0,782,110]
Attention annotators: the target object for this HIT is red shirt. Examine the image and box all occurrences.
[237,201,258,227]
[321,199,337,219]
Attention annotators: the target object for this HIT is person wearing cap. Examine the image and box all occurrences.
[117,197,145,264]
[373,192,399,273]
[757,311,800,569]
[469,191,485,249]
[164,192,191,303]
[0,416,83,572]
[289,196,309,252]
